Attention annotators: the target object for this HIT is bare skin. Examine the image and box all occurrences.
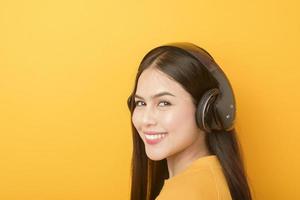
[132,66,211,178]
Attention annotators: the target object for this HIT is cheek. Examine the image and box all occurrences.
[163,107,197,132]
[131,110,140,131]
[131,112,137,127]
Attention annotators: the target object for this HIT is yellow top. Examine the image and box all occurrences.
[155,155,232,200]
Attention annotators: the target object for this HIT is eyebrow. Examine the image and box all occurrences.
[134,92,176,100]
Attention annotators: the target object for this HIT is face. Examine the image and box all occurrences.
[132,67,203,161]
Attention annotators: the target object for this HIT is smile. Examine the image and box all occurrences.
[144,132,168,145]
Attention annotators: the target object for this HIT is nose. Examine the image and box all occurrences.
[141,106,157,126]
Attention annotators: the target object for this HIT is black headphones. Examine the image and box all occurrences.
[128,42,236,133]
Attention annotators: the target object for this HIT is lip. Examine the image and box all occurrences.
[143,131,167,135]
[143,131,168,145]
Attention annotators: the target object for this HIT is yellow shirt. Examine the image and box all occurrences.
[155,155,232,200]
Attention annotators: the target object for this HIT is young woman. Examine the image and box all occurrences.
[127,42,253,200]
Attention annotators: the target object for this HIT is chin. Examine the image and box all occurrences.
[145,150,166,161]
[147,156,165,161]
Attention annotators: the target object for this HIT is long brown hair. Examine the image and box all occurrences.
[127,44,253,200]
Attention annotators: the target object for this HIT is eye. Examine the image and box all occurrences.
[134,100,145,107]
[158,101,171,107]
[134,100,171,107]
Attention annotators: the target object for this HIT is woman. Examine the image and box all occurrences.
[127,42,253,200]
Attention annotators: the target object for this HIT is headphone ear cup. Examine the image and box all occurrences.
[196,88,220,132]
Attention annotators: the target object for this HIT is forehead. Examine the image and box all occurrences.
[135,68,190,99]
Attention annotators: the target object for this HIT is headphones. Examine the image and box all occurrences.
[128,42,236,133]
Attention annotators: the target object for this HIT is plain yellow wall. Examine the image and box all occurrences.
[0,0,299,199]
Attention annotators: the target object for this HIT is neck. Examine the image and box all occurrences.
[166,133,211,179]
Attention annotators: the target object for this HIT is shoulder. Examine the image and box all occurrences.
[156,166,232,200]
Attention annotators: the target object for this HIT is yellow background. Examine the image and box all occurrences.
[0,0,299,199]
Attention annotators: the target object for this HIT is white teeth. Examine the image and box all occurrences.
[145,134,167,140]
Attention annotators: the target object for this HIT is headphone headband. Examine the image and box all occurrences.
[161,42,236,131]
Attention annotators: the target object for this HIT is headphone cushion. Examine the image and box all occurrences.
[196,88,220,132]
